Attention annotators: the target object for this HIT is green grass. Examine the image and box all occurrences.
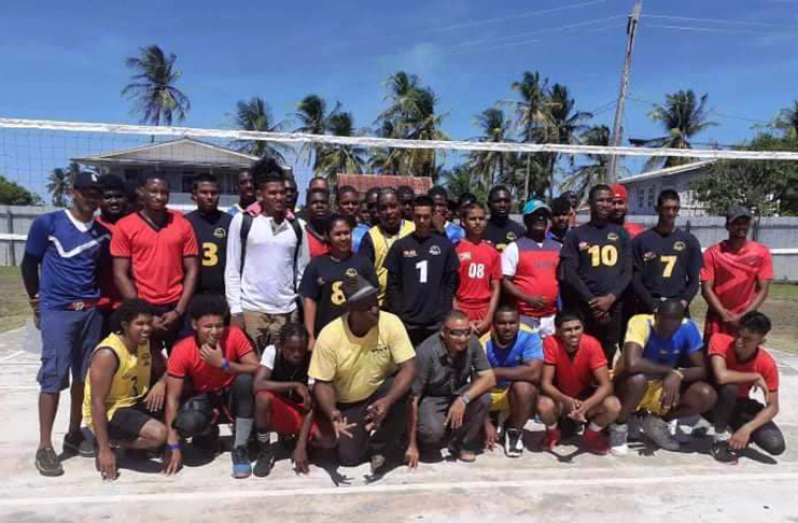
[1,265,797,353]
[0,266,30,333]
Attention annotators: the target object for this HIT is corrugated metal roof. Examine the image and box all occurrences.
[337,174,433,194]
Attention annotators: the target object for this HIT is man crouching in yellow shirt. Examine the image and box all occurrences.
[309,272,416,474]
[83,299,168,480]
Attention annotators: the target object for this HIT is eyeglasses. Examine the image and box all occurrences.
[445,328,470,337]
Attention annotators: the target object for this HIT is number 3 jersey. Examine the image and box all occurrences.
[385,234,460,329]
[185,210,232,296]
[299,253,379,335]
[560,222,632,302]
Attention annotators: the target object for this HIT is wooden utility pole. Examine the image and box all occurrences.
[607,1,642,183]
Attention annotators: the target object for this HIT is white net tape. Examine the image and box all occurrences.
[3,117,798,161]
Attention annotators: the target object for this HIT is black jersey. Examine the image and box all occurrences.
[632,227,702,311]
[560,221,632,301]
[385,233,460,329]
[185,210,232,296]
[484,218,525,253]
[299,253,379,335]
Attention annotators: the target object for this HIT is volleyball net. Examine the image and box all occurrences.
[2,116,797,207]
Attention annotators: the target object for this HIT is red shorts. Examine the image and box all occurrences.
[256,391,333,440]
[456,304,488,323]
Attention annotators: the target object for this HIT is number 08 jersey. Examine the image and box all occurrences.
[299,253,379,336]
[560,222,632,297]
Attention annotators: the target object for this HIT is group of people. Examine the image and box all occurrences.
[22,155,785,482]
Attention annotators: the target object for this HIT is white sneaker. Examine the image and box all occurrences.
[504,428,524,458]
[609,423,629,456]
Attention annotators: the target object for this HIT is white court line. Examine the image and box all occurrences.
[0,351,24,363]
[1,471,797,507]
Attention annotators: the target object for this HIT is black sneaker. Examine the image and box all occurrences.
[192,425,220,457]
[64,430,96,458]
[253,444,274,478]
[35,447,64,477]
[232,445,252,479]
[711,440,738,464]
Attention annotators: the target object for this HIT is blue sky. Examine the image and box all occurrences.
[1,0,798,198]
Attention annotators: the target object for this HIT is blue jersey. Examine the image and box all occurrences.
[481,327,543,387]
[445,222,466,245]
[626,314,703,368]
[25,210,111,312]
[352,223,370,253]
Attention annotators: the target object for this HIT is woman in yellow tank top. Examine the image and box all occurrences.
[83,299,168,480]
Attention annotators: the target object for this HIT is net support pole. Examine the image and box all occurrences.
[607,0,642,184]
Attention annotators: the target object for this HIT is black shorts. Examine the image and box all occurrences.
[107,404,156,442]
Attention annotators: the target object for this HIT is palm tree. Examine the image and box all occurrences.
[294,94,341,171]
[638,90,717,171]
[509,71,554,200]
[121,45,190,126]
[315,112,365,181]
[47,162,80,207]
[469,108,513,187]
[544,84,593,198]
[406,87,449,178]
[774,100,798,138]
[374,72,448,177]
[442,164,481,200]
[367,120,403,175]
[561,125,621,203]
[230,97,291,162]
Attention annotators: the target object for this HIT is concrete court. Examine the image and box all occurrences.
[1,327,797,523]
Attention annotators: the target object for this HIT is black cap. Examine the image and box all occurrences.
[72,171,102,191]
[726,205,752,223]
[343,272,378,304]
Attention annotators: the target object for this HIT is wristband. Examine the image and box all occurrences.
[671,369,684,380]
[222,358,231,371]
[460,392,471,406]
[167,443,180,451]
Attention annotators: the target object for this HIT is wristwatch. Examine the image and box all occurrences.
[459,392,471,406]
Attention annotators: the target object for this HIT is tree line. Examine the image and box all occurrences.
[25,44,798,215]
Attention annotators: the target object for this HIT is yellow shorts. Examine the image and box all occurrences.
[636,380,670,417]
[489,388,509,412]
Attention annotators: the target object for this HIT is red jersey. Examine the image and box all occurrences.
[455,239,502,321]
[623,221,646,239]
[501,237,561,318]
[543,334,607,398]
[96,216,122,310]
[110,211,198,306]
[306,227,330,259]
[701,240,773,337]
[708,333,778,398]
[167,326,254,393]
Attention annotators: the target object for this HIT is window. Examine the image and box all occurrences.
[647,185,656,209]
[181,175,194,194]
[124,169,139,181]
[637,188,645,209]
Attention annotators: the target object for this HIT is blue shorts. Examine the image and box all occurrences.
[38,308,102,393]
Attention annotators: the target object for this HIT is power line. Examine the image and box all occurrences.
[449,14,628,49]
[643,14,798,29]
[645,23,798,37]
[627,95,771,125]
[428,0,608,34]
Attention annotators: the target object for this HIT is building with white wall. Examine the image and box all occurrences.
[620,160,715,216]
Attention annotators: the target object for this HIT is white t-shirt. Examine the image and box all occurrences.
[259,344,314,385]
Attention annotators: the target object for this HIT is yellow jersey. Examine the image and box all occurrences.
[83,333,153,428]
[367,220,415,304]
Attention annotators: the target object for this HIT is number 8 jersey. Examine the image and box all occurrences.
[299,253,379,336]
